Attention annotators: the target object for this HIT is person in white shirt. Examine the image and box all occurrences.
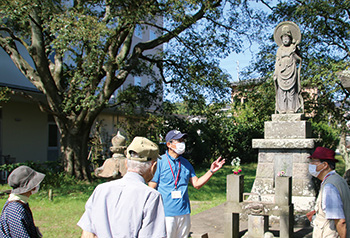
[78,137,166,238]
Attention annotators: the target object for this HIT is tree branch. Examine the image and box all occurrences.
[132,0,222,53]
[0,37,44,91]
[0,27,29,48]
[260,0,274,11]
[28,7,62,106]
[139,54,169,84]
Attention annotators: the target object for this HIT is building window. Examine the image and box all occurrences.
[48,124,58,147]
[135,25,142,39]
[48,115,59,161]
[134,76,142,86]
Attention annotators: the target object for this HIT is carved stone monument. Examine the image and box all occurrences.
[251,114,316,216]
[273,21,303,114]
[250,22,317,223]
[94,131,127,179]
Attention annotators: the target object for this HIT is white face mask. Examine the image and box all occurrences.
[31,185,40,195]
[308,163,323,177]
[173,142,186,155]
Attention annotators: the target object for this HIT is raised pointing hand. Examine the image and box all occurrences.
[210,156,226,173]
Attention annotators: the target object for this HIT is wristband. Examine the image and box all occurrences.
[210,169,214,174]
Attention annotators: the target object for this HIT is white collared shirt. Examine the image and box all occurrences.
[78,172,166,238]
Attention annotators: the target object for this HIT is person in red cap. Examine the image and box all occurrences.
[306,147,350,238]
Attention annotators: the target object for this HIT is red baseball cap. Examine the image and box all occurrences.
[308,147,339,162]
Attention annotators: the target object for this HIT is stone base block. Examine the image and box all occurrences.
[265,121,311,139]
[250,178,275,196]
[292,178,316,196]
[292,196,316,212]
[252,139,315,149]
[271,113,305,121]
[248,215,269,238]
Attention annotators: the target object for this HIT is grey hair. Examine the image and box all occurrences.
[127,159,153,175]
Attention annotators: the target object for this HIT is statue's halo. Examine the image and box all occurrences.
[273,21,301,46]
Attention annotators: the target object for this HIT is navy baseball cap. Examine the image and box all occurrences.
[165,130,187,142]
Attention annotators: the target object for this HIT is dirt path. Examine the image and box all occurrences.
[190,202,313,238]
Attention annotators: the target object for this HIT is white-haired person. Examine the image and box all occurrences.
[0,165,45,237]
[78,136,166,238]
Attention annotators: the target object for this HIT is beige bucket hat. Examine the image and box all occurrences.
[126,137,160,162]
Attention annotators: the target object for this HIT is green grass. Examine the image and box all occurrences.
[0,158,345,237]
[189,163,257,215]
[0,179,102,238]
[0,164,253,237]
[335,154,346,176]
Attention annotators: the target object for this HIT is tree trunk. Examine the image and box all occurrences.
[60,126,92,181]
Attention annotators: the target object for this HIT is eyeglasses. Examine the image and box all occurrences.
[309,159,322,165]
[170,138,185,143]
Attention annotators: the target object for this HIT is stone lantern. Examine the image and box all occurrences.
[94,131,127,179]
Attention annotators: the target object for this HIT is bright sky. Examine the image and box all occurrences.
[219,44,261,82]
[219,0,276,82]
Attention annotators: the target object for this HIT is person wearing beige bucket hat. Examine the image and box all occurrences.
[0,165,45,237]
[78,137,166,238]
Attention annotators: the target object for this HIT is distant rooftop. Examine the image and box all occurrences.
[0,82,41,93]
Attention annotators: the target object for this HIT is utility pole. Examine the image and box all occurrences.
[236,61,240,81]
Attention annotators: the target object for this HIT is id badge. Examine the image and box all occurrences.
[171,190,182,199]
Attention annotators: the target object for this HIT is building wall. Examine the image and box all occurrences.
[95,113,129,137]
[1,101,48,163]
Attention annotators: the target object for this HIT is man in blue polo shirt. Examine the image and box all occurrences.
[149,129,225,238]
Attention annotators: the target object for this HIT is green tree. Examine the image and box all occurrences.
[0,87,11,102]
[0,0,263,179]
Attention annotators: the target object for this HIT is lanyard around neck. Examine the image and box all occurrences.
[321,171,334,185]
[166,153,181,190]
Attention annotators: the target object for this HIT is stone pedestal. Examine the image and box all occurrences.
[225,175,294,238]
[251,114,316,214]
[247,215,269,237]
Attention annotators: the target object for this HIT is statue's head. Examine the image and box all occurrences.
[274,21,301,47]
[281,25,292,38]
[281,26,293,46]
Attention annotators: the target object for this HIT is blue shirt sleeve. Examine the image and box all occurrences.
[151,158,161,184]
[186,159,196,178]
[322,183,345,219]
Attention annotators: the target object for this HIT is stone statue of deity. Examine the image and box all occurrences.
[273,21,303,114]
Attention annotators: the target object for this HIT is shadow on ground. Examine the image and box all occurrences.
[190,203,313,238]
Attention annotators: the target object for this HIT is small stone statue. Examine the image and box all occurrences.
[94,131,127,179]
[273,21,303,114]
